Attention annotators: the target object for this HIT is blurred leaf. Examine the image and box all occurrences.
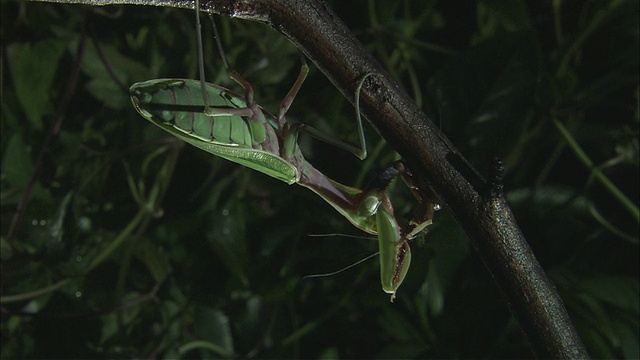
[235,295,268,348]
[378,306,420,342]
[67,36,150,109]
[582,276,639,314]
[476,0,531,35]
[99,293,143,344]
[47,191,72,244]
[430,31,540,168]
[2,134,34,188]
[206,198,249,286]
[423,261,444,315]
[6,39,67,129]
[193,306,235,357]
[420,211,471,307]
[133,237,171,283]
[318,346,339,359]
[615,317,640,359]
[0,237,13,260]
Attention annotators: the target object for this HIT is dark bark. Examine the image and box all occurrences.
[32,0,590,357]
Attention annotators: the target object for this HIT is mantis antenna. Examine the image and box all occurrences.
[209,12,230,71]
[301,252,379,280]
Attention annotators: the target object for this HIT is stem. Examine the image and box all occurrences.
[554,118,639,223]
[0,279,72,303]
[85,209,147,272]
[6,17,87,242]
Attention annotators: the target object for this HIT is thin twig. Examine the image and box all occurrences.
[6,13,88,242]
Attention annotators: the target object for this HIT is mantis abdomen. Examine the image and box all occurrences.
[131,78,298,184]
[131,78,274,150]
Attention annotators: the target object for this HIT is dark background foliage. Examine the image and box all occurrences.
[1,0,638,358]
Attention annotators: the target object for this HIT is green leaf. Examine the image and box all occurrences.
[477,0,531,35]
[2,134,34,188]
[99,293,142,344]
[193,306,235,357]
[206,199,249,286]
[133,237,171,283]
[582,276,639,314]
[0,237,13,261]
[6,40,67,130]
[67,36,150,109]
[424,262,444,316]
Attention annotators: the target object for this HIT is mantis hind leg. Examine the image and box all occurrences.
[294,72,376,161]
[203,11,264,120]
[194,0,211,112]
[227,71,258,110]
[228,58,309,133]
[277,61,309,129]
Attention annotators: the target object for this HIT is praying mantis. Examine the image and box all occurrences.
[129,0,436,300]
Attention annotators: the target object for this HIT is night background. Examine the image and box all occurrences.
[1,0,638,358]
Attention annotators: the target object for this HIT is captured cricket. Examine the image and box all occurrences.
[129,0,437,301]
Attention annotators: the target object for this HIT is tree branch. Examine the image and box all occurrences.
[30,0,590,357]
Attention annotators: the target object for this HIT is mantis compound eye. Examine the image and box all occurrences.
[357,191,382,218]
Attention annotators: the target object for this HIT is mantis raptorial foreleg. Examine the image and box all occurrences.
[365,160,438,300]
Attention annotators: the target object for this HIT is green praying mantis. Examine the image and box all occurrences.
[129,0,437,301]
